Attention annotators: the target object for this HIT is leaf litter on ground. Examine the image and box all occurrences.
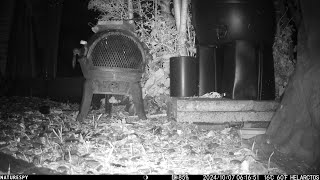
[0,96,285,174]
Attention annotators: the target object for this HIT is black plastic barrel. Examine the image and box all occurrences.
[170,56,199,97]
[198,45,224,96]
[192,0,275,45]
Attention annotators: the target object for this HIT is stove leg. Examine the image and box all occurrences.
[105,94,112,117]
[77,79,93,121]
[125,101,135,116]
[130,82,147,120]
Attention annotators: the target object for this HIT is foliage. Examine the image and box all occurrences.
[88,0,128,20]
[88,0,196,110]
[273,16,296,99]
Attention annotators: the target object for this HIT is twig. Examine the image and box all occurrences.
[68,149,72,163]
[52,125,63,143]
[251,140,256,151]
[140,144,147,155]
[268,151,274,170]
[106,142,115,162]
[278,7,288,26]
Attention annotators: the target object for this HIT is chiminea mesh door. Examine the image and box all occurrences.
[90,32,143,69]
[76,23,149,121]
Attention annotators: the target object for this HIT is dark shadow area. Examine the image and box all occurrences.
[0,152,62,174]
[57,0,98,77]
[244,135,320,174]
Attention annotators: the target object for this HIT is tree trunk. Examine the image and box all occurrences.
[127,0,133,24]
[178,0,188,56]
[265,0,320,169]
[173,0,188,56]
[173,0,181,30]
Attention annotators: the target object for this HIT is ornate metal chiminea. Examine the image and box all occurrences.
[74,20,149,121]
